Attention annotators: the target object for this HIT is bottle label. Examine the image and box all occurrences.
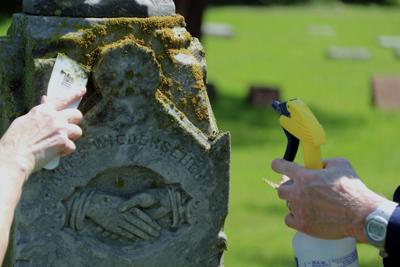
[296,250,358,267]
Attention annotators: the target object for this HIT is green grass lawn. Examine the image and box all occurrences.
[1,4,400,266]
[203,5,400,267]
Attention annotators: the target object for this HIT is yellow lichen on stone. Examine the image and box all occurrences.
[62,24,108,50]
[179,97,188,108]
[166,48,191,60]
[159,74,174,99]
[84,34,146,68]
[191,94,209,121]
[104,16,186,34]
[154,28,191,49]
[160,75,173,88]
[190,64,206,90]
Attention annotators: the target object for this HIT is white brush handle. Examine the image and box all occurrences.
[43,99,82,170]
[43,54,87,171]
[44,157,60,170]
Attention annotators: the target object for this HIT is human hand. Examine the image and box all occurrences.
[86,192,161,242]
[119,189,172,221]
[0,90,85,175]
[272,158,391,243]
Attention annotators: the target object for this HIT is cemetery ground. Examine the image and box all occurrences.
[1,4,400,267]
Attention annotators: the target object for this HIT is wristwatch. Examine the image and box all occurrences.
[364,201,398,250]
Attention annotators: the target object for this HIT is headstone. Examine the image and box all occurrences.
[378,36,400,49]
[372,75,400,110]
[202,23,235,39]
[308,24,335,37]
[247,86,280,107]
[23,0,176,18]
[0,1,230,267]
[326,46,371,60]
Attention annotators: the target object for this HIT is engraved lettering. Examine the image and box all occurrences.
[75,134,205,175]
[161,141,170,153]
[171,149,184,161]
[117,134,126,145]
[91,135,114,148]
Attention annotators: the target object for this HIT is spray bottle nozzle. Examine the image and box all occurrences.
[272,100,291,117]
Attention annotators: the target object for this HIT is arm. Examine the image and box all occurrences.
[0,152,28,262]
[0,90,85,262]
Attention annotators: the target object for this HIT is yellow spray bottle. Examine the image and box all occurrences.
[273,99,359,267]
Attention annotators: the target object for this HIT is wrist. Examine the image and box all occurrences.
[0,142,33,181]
[363,200,397,250]
[347,192,389,243]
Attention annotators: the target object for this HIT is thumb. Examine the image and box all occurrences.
[119,193,157,212]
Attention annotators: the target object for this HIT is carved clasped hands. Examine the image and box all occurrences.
[85,191,162,242]
[66,186,190,243]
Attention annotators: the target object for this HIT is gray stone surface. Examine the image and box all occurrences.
[0,11,229,267]
[23,0,176,18]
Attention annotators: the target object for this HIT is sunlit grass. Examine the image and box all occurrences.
[204,5,400,267]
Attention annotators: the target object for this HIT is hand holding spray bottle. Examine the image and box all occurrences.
[272,99,359,267]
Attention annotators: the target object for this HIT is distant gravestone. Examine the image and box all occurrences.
[1,1,230,267]
[247,86,280,107]
[327,46,371,60]
[378,36,400,49]
[308,24,335,37]
[202,23,234,38]
[372,76,400,110]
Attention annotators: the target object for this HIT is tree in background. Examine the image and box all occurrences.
[174,0,207,40]
[0,1,22,13]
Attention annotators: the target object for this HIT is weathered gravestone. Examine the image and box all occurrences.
[0,1,230,266]
[378,36,400,49]
[247,85,280,107]
[326,46,371,61]
[372,75,400,110]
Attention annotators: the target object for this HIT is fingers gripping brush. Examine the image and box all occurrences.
[273,99,359,267]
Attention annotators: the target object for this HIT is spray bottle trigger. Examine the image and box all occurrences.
[283,129,299,162]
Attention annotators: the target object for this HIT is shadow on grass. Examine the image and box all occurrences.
[212,93,367,147]
[228,250,382,267]
[244,201,287,216]
[0,13,11,24]
[228,251,296,267]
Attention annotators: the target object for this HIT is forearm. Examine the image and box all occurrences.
[0,161,29,263]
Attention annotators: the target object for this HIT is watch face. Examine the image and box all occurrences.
[367,217,387,242]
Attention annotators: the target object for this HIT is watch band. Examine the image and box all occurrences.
[364,201,398,250]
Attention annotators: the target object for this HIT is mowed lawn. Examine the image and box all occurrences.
[2,5,400,267]
[203,5,400,267]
